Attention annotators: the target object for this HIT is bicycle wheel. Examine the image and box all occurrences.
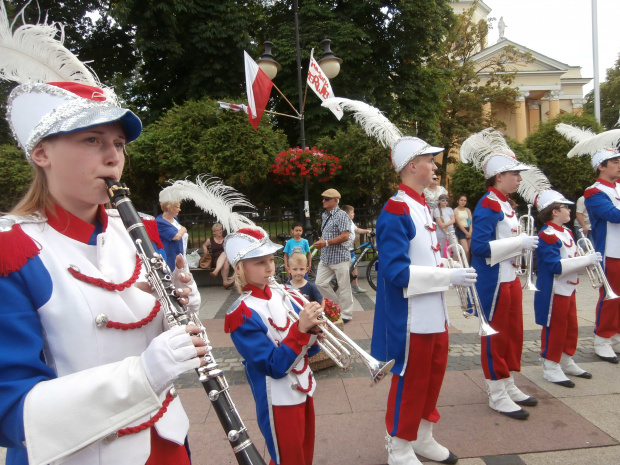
[366,256,379,291]
[273,255,288,284]
[308,256,321,282]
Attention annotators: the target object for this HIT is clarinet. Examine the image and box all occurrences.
[105,179,266,465]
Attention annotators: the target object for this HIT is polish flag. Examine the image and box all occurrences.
[244,51,273,130]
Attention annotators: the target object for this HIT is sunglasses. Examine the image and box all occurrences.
[322,197,333,201]
[440,198,449,201]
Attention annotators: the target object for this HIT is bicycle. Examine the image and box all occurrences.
[329,232,379,292]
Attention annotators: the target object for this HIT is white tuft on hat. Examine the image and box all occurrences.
[224,227,282,266]
[556,124,620,170]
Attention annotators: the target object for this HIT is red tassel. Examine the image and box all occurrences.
[584,187,601,199]
[384,198,410,215]
[224,301,253,333]
[142,219,165,250]
[481,196,501,213]
[0,224,41,277]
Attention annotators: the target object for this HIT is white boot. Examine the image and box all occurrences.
[486,379,529,420]
[410,419,458,464]
[560,353,592,379]
[386,433,422,465]
[504,373,538,406]
[542,359,575,387]
[594,335,619,363]
[611,334,620,354]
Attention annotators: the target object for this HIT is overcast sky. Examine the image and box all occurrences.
[481,0,619,94]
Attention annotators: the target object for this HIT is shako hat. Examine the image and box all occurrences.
[224,227,282,266]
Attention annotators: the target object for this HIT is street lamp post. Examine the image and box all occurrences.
[257,0,341,237]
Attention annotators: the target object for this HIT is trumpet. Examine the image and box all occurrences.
[267,277,395,386]
[447,231,498,337]
[576,238,620,301]
[515,204,538,291]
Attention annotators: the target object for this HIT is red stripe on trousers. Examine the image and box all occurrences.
[481,277,523,380]
[270,397,315,465]
[595,257,620,338]
[385,330,449,441]
[540,292,578,363]
[145,427,190,465]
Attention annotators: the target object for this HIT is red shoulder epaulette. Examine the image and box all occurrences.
[142,218,165,250]
[0,223,41,277]
[385,198,410,215]
[481,196,502,213]
[539,228,560,245]
[584,187,602,199]
[224,300,253,333]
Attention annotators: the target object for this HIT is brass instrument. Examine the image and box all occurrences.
[515,204,538,291]
[576,238,620,301]
[447,232,498,337]
[267,277,395,386]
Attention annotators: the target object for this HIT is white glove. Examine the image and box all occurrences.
[171,257,200,314]
[520,233,539,250]
[450,267,477,287]
[140,325,201,395]
[588,252,603,266]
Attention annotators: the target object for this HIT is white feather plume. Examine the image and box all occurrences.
[563,129,620,158]
[321,97,402,149]
[555,123,596,146]
[0,2,99,86]
[517,166,551,205]
[159,175,256,233]
[459,128,515,171]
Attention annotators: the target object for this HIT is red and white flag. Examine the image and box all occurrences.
[307,49,342,120]
[218,101,249,114]
[244,51,273,130]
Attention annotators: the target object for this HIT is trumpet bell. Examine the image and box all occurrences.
[479,322,499,337]
[369,359,395,386]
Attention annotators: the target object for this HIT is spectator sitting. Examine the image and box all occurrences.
[342,205,372,293]
[156,200,188,272]
[283,222,312,278]
[202,222,233,289]
[287,252,324,305]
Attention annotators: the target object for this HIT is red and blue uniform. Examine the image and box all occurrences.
[225,284,320,465]
[584,179,620,338]
[371,184,452,440]
[471,187,524,381]
[0,206,190,465]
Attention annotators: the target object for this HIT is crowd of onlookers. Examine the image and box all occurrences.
[423,176,473,260]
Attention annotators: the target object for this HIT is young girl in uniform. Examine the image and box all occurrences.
[224,228,324,465]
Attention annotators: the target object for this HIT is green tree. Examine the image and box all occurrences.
[124,97,288,210]
[585,53,620,130]
[525,113,603,201]
[260,0,454,147]
[436,1,532,181]
[0,144,32,211]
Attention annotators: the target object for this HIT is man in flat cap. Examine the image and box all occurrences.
[313,188,355,323]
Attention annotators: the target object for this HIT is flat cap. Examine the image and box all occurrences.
[321,188,341,199]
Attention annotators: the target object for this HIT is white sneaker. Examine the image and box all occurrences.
[486,379,529,420]
[410,419,458,464]
[352,285,367,293]
[542,359,575,387]
[386,433,422,465]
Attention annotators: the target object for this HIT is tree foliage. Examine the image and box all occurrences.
[524,113,603,201]
[0,143,32,211]
[123,97,288,210]
[585,52,620,130]
[436,2,532,180]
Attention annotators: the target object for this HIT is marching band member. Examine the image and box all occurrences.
[517,169,601,386]
[556,124,620,363]
[224,227,323,465]
[322,98,477,465]
[0,5,204,464]
[460,129,539,420]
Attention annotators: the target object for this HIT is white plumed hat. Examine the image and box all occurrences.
[555,123,620,169]
[460,128,530,179]
[517,166,573,211]
[0,3,141,158]
[321,97,443,172]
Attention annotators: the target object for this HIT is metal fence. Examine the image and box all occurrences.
[145,204,381,250]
